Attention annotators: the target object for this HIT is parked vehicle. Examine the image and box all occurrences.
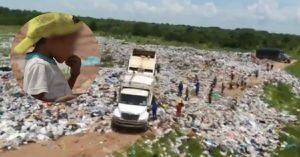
[256,48,291,63]
[112,49,157,130]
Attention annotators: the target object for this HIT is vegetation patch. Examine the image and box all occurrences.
[115,129,204,157]
[263,83,300,157]
[286,61,300,78]
[0,25,20,34]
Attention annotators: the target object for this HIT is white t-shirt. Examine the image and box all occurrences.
[23,55,72,100]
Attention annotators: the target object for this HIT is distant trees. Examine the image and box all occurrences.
[0,7,39,25]
[88,21,97,31]
[1,6,300,56]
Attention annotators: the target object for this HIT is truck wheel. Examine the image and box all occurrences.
[111,122,118,131]
[143,124,148,132]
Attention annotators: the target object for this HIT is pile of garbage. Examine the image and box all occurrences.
[0,68,120,149]
[0,36,299,157]
[98,37,299,156]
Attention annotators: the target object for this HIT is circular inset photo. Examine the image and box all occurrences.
[10,12,100,102]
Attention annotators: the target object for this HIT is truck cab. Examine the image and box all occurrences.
[256,48,291,63]
[278,53,291,63]
[112,49,156,130]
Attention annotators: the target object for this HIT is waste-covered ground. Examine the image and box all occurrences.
[1,36,300,157]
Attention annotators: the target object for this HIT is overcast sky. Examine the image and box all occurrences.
[1,0,300,35]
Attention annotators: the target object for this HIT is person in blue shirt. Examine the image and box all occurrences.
[178,81,183,96]
[152,97,158,120]
[195,80,200,96]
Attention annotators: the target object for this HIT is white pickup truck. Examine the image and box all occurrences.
[112,49,157,130]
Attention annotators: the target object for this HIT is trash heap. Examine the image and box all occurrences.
[97,37,299,156]
[0,36,299,157]
[0,67,120,149]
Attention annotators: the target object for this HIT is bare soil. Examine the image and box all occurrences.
[218,60,294,98]
[0,131,140,157]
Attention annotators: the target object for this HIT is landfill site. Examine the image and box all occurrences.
[0,36,300,157]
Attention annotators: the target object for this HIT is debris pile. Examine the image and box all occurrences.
[0,68,119,149]
[0,36,299,156]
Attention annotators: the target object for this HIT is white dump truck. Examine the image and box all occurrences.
[112,49,157,130]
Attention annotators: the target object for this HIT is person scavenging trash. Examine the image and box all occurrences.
[231,97,238,110]
[176,99,184,117]
[208,87,213,104]
[185,86,189,101]
[155,63,161,74]
[212,76,217,88]
[221,82,225,95]
[151,97,158,120]
[229,81,234,89]
[270,64,274,70]
[236,76,240,89]
[195,80,200,96]
[178,81,183,96]
[194,74,199,83]
[241,76,247,89]
[240,76,244,88]
[254,69,259,78]
[113,89,118,102]
[230,71,235,81]
[14,13,83,102]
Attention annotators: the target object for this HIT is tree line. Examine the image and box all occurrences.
[0,6,299,57]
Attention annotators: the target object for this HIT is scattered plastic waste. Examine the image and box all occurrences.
[0,36,299,157]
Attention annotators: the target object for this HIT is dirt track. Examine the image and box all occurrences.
[0,131,141,157]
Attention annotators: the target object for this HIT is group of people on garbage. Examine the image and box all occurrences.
[149,56,276,122]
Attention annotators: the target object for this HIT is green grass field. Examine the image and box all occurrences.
[114,129,203,157]
[286,61,300,78]
[0,25,20,34]
[0,26,17,57]
[263,83,300,157]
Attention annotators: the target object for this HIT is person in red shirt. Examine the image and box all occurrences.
[176,99,184,117]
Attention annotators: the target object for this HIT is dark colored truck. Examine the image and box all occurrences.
[256,48,291,63]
